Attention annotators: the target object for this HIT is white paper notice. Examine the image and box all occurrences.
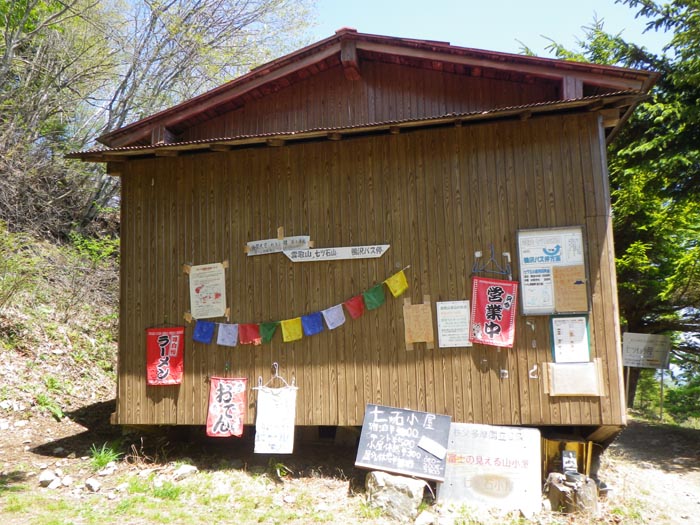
[551,316,590,363]
[436,301,472,348]
[189,263,227,319]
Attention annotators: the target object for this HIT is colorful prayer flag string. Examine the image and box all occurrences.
[199,267,410,346]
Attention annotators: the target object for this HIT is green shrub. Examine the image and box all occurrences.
[67,231,119,264]
[0,222,39,313]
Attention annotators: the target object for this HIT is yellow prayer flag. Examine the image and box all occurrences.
[384,270,408,298]
[281,317,303,342]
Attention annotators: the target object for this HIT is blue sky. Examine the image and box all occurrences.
[310,0,671,57]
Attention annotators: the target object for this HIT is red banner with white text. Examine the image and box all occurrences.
[146,326,185,385]
[470,277,518,348]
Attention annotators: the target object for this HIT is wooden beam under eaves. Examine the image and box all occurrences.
[601,108,621,128]
[341,39,361,80]
[327,132,343,141]
[155,149,179,157]
[267,138,285,147]
[210,144,233,151]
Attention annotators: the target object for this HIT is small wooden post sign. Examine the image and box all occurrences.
[355,403,451,481]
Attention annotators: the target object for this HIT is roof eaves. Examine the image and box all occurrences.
[68,91,646,162]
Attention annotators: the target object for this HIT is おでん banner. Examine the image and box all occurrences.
[206,377,247,437]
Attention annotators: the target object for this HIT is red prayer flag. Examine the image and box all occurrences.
[344,294,365,319]
[239,323,262,345]
[146,326,185,385]
[470,276,518,348]
[206,377,247,437]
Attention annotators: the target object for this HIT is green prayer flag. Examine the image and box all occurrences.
[260,321,279,343]
[363,283,386,310]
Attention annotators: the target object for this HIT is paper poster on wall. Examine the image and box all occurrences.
[403,299,434,347]
[146,326,185,386]
[437,301,472,348]
[551,315,590,363]
[437,423,541,516]
[254,385,298,454]
[517,227,588,315]
[470,277,518,348]
[552,265,588,313]
[206,377,247,437]
[188,262,227,319]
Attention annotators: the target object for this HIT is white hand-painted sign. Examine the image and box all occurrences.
[246,235,310,256]
[623,332,671,369]
[283,245,390,262]
[437,423,541,516]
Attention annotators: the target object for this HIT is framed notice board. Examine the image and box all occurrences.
[517,226,589,316]
[355,404,451,481]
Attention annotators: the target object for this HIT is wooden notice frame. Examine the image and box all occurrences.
[517,226,589,316]
[543,359,605,397]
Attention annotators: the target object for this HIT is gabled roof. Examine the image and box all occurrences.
[97,29,658,147]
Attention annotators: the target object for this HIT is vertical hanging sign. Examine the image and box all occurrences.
[146,326,185,386]
[206,377,247,437]
[470,277,518,348]
[254,385,298,454]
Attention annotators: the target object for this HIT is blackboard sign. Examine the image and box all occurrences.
[355,404,452,481]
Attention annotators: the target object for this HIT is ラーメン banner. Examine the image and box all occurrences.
[146,326,185,386]
[470,277,518,348]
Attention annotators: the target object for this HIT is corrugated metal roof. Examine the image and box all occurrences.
[68,90,646,161]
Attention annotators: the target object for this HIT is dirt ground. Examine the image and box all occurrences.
[600,419,700,524]
[1,400,700,524]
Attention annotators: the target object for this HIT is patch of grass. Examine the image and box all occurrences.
[34,393,64,421]
[611,504,644,520]
[114,495,149,514]
[43,375,61,393]
[89,442,122,470]
[0,470,27,495]
[2,494,25,513]
[359,499,383,520]
[126,475,151,494]
[152,480,182,500]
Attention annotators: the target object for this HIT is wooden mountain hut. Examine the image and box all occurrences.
[69,29,658,444]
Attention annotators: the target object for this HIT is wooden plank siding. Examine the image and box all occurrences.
[116,111,625,427]
[181,62,559,141]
